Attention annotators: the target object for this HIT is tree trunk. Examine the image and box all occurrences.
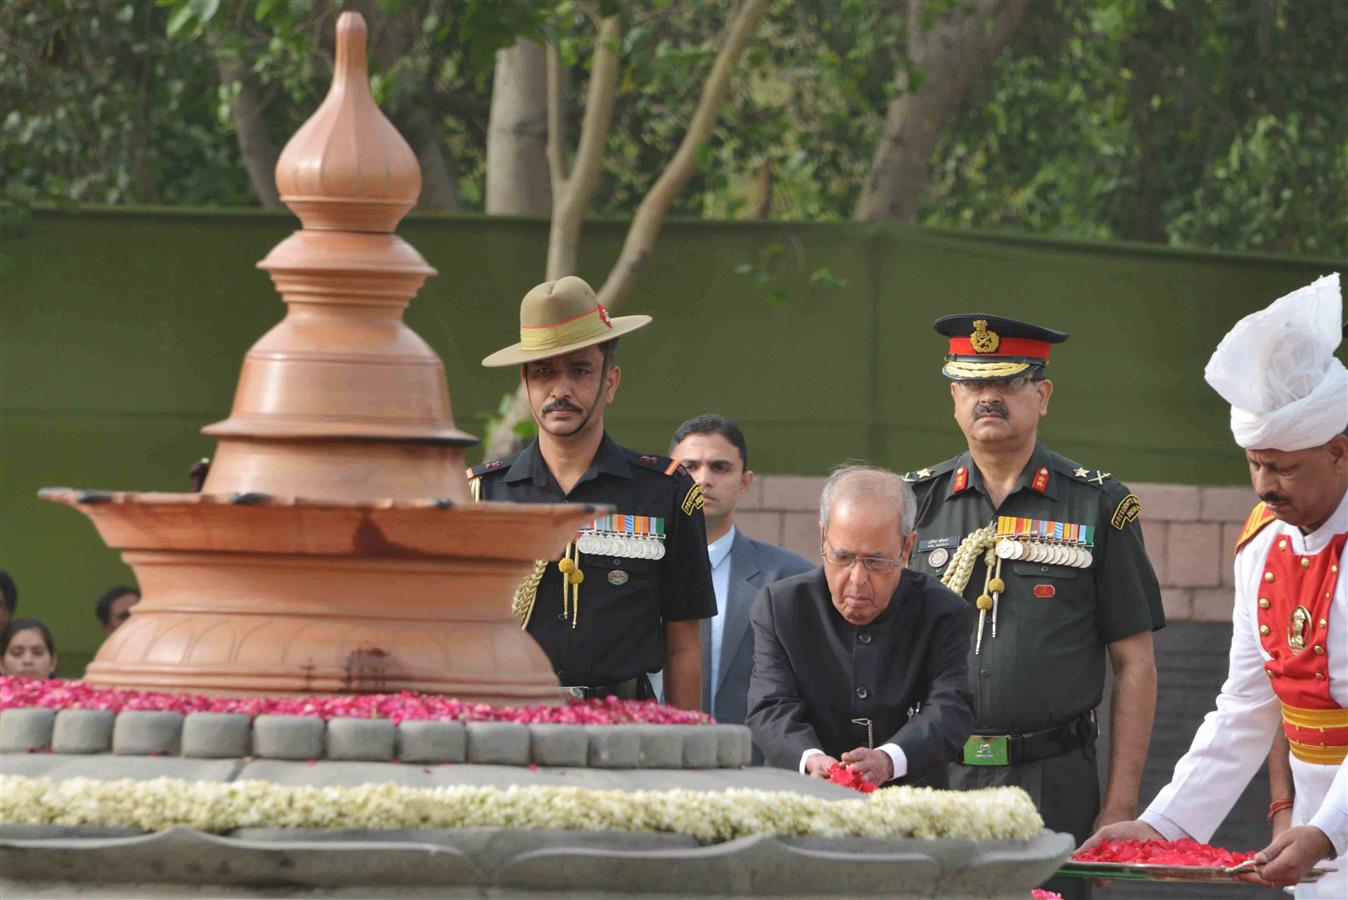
[484,0,769,459]
[486,39,552,216]
[211,41,282,209]
[545,16,622,280]
[596,0,770,309]
[853,0,1027,222]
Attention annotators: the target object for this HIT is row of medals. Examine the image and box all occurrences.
[994,537,1093,568]
[576,530,667,560]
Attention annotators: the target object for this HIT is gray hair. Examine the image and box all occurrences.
[818,465,916,537]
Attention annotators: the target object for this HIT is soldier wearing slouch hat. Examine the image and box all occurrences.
[469,276,716,709]
[903,314,1165,900]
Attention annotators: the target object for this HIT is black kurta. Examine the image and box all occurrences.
[746,567,975,784]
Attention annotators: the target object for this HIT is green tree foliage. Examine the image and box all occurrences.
[3,0,1344,254]
[1,0,252,205]
[922,0,1348,254]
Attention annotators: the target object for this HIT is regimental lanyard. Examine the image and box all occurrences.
[557,541,584,628]
[577,514,667,560]
[974,523,1005,655]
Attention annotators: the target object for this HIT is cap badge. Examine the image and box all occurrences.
[970,319,1000,354]
[597,303,612,328]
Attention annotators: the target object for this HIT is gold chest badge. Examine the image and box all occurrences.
[1288,605,1311,652]
[970,319,1000,353]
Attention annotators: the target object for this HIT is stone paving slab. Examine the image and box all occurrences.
[0,753,244,783]
[234,759,857,799]
[2,751,848,799]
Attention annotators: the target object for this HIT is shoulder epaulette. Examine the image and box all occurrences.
[635,454,683,477]
[901,457,960,483]
[1057,456,1125,492]
[466,457,510,480]
[1052,455,1141,528]
[1234,501,1277,556]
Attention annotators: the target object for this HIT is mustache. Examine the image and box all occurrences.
[542,399,582,414]
[1259,492,1292,505]
[974,401,1009,419]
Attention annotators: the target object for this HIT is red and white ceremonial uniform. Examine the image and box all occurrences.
[1141,490,1348,898]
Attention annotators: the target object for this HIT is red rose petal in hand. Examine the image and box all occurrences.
[826,762,876,793]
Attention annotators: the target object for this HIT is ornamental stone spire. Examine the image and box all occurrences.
[201,11,476,501]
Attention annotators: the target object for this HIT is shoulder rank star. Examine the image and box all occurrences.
[1073,467,1089,479]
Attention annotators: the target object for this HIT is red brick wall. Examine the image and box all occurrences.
[737,476,1256,624]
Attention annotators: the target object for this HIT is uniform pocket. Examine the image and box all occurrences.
[1006,562,1084,620]
[579,554,659,599]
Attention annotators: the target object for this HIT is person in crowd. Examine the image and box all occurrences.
[2,618,58,679]
[95,585,140,636]
[468,276,716,709]
[0,570,16,633]
[903,314,1164,899]
[746,465,974,787]
[669,414,813,745]
[1085,273,1346,898]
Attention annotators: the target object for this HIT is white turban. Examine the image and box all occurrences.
[1204,272,1347,452]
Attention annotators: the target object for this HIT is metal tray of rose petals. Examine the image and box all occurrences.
[1058,859,1336,884]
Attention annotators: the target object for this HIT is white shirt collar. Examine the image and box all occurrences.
[1285,488,1348,555]
[708,525,737,569]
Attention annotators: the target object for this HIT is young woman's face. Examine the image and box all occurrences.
[3,628,56,678]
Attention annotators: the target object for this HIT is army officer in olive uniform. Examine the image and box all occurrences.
[470,276,716,709]
[903,315,1164,899]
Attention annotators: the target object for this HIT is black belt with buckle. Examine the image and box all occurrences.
[559,675,651,701]
[960,712,1096,767]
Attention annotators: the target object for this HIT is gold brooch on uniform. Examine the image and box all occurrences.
[1288,605,1310,652]
[970,319,1000,354]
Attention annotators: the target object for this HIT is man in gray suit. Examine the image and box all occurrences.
[670,415,813,747]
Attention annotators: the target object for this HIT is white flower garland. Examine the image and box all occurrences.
[0,775,1041,844]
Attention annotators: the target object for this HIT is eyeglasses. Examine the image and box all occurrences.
[953,375,1039,393]
[821,544,904,574]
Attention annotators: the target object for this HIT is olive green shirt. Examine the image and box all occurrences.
[906,443,1164,734]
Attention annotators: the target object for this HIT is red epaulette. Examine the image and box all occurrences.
[1234,501,1278,556]
[467,457,509,480]
[635,454,682,477]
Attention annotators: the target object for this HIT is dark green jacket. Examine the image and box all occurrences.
[905,443,1164,733]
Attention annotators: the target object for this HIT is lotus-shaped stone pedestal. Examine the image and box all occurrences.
[42,490,602,703]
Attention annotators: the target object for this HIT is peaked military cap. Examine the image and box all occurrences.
[482,276,652,367]
[933,313,1069,381]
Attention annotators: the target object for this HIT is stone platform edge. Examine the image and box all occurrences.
[0,708,751,769]
[0,826,1074,897]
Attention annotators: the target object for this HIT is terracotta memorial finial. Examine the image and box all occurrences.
[42,11,603,703]
[201,10,474,502]
[274,11,420,234]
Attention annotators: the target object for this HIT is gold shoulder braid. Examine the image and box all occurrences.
[512,559,548,628]
[940,523,995,594]
[940,522,1004,655]
[514,542,586,631]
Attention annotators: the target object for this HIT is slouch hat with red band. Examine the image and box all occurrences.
[932,313,1069,381]
[482,275,652,367]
